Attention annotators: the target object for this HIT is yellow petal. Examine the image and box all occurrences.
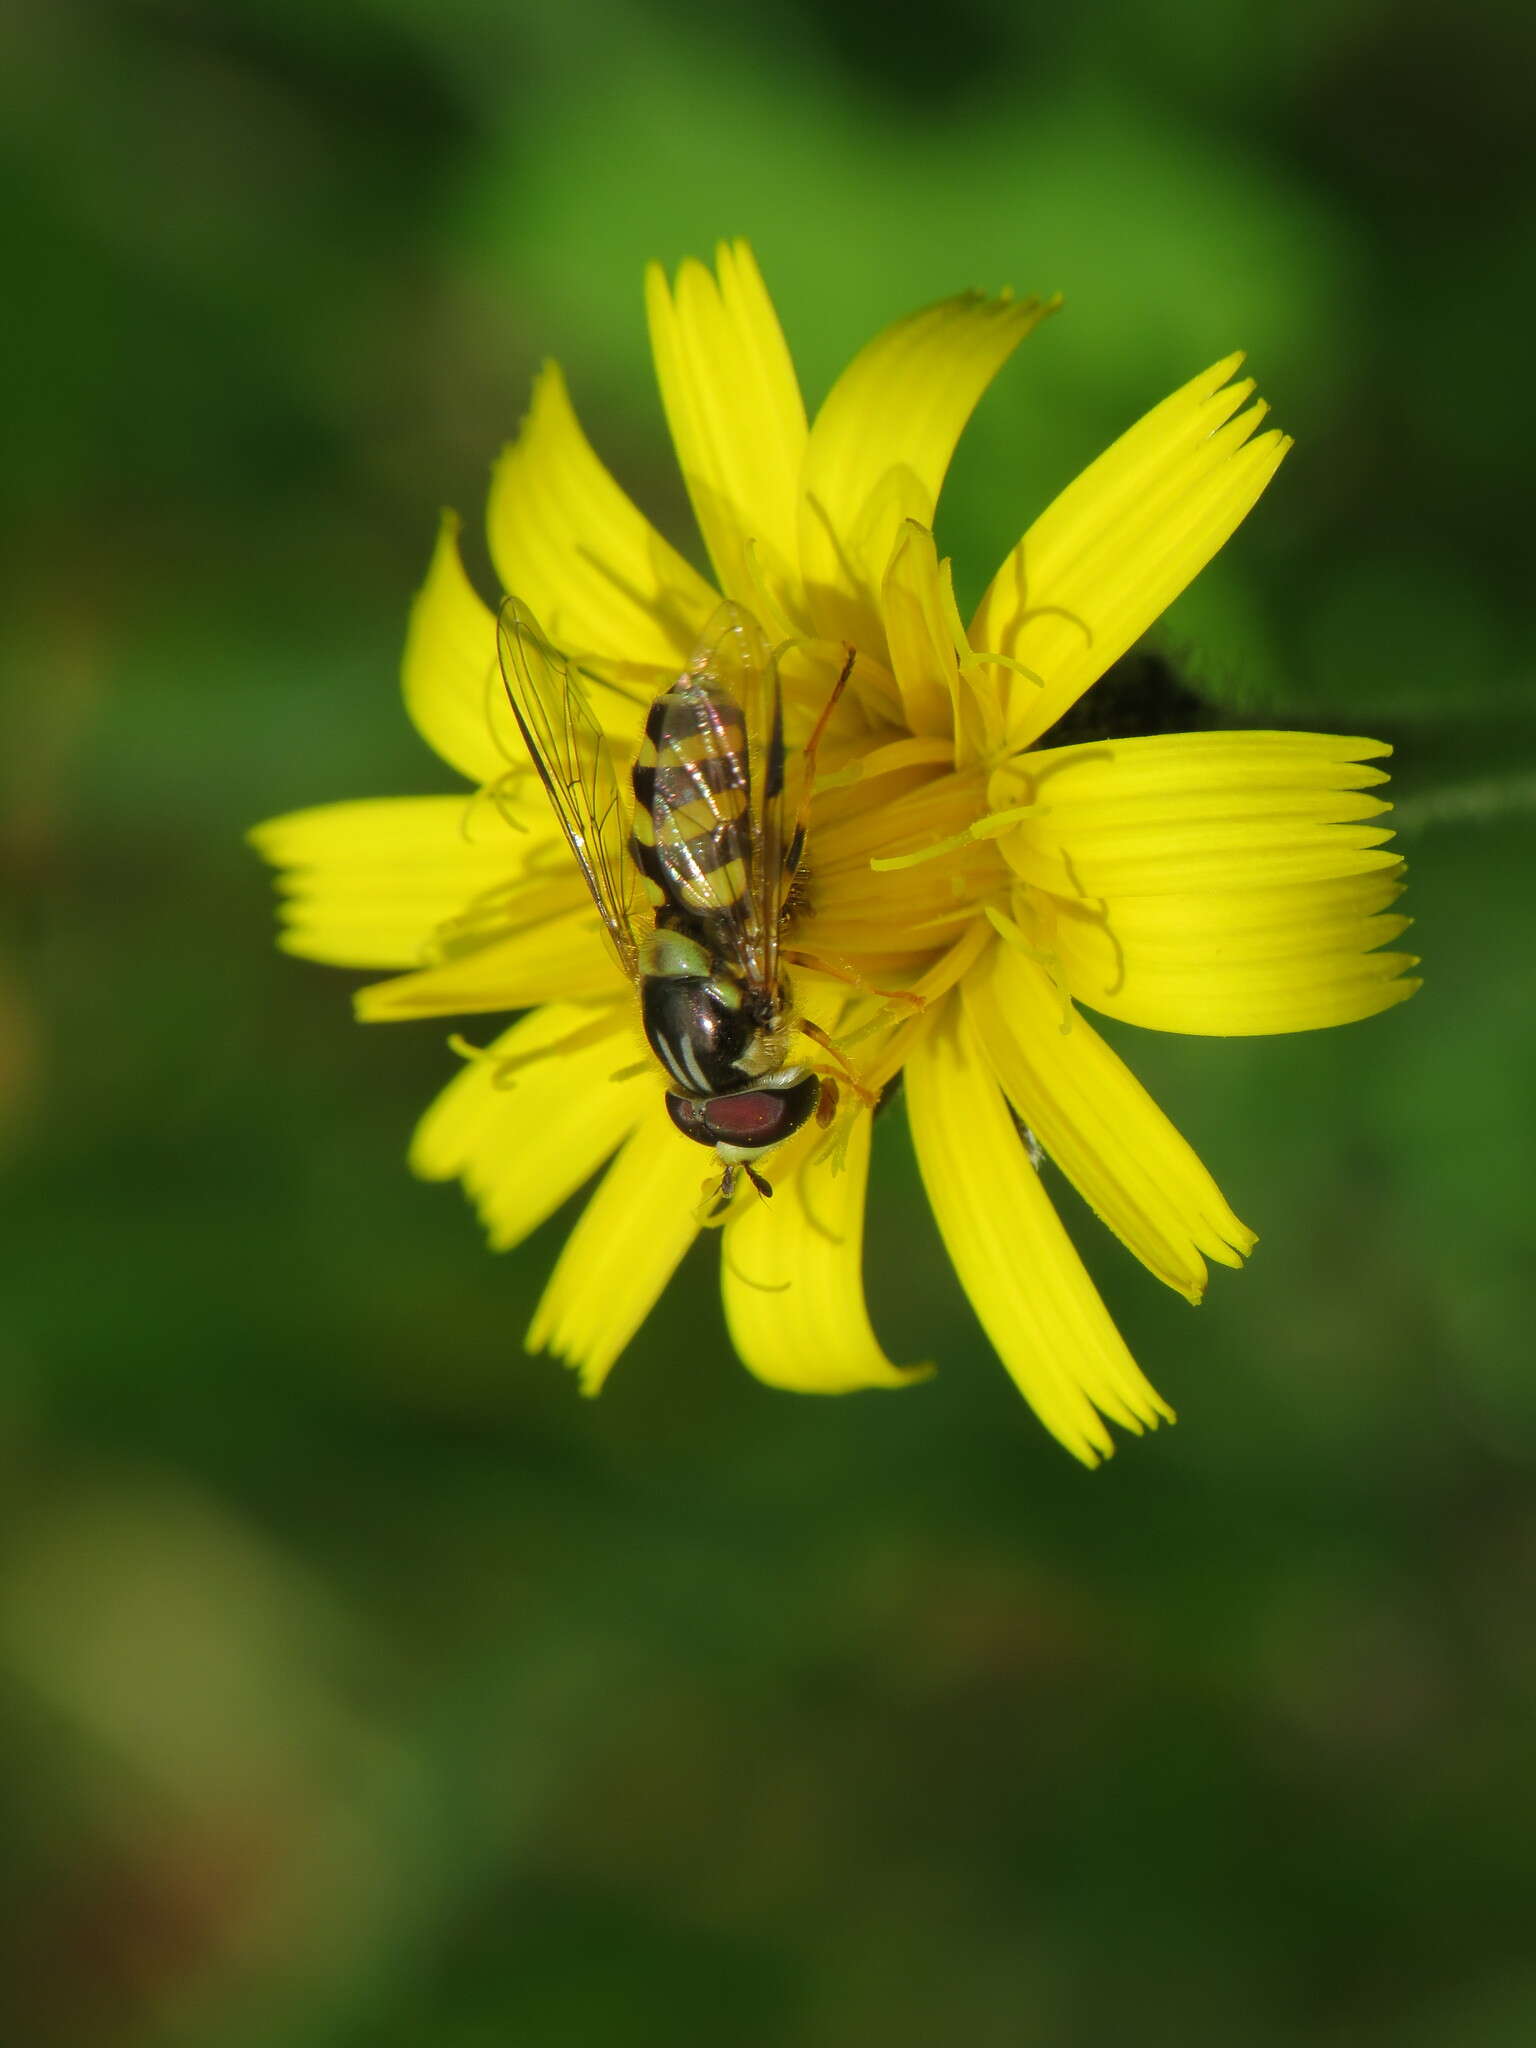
[973,357,1289,746]
[411,1003,648,1252]
[905,998,1173,1464]
[963,943,1253,1302]
[527,1096,707,1393]
[801,290,1054,649]
[1001,731,1401,899]
[487,360,716,679]
[1045,868,1420,1035]
[646,240,808,619]
[402,513,513,786]
[880,520,963,745]
[353,906,622,1020]
[722,1110,928,1392]
[250,795,530,969]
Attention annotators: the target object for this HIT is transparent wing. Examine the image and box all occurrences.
[498,596,641,981]
[666,600,793,991]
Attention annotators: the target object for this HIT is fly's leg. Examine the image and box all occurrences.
[697,1161,739,1226]
[799,1018,876,1112]
[781,949,927,1016]
[786,644,857,873]
[697,1157,774,1227]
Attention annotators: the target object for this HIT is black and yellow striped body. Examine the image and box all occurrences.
[498,589,825,1202]
[628,674,793,1106]
[629,677,756,928]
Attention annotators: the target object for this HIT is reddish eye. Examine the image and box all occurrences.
[704,1075,820,1150]
[665,1079,822,1153]
[703,1092,786,1144]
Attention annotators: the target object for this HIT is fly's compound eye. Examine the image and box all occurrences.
[664,1092,712,1146]
[706,1074,821,1154]
[666,1075,822,1155]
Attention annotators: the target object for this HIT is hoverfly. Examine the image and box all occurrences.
[498,597,853,1208]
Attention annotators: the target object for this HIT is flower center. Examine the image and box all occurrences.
[797,754,1006,986]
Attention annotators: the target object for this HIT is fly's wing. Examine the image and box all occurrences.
[671,601,792,992]
[498,596,641,981]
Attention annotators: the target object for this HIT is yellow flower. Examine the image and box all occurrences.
[252,241,1418,1463]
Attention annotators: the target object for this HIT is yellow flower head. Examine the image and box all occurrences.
[252,241,1418,1463]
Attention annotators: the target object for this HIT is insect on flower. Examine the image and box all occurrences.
[498,595,859,1211]
[252,241,1421,1454]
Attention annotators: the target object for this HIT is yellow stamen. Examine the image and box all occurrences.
[984,904,1075,1033]
[870,800,1038,871]
[836,736,957,786]
[461,771,533,842]
[479,658,526,769]
[837,915,996,1100]
[804,1111,860,1188]
[447,1012,622,1086]
[722,1239,795,1289]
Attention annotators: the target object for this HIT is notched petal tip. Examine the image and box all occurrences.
[490,348,716,671]
[973,352,1294,750]
[907,1003,1178,1463]
[800,281,1056,648]
[1068,1393,1177,1472]
[499,359,565,458]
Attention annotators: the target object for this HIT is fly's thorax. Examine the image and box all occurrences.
[640,928,713,981]
[664,1069,821,1160]
[637,928,790,1098]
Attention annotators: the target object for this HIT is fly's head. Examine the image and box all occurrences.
[664,1068,822,1207]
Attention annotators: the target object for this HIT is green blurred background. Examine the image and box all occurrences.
[4,1,1535,2042]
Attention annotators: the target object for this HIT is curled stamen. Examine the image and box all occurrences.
[869,801,1038,872]
[446,1012,623,1089]
[937,554,971,672]
[962,642,1046,695]
[782,1157,850,1242]
[908,915,995,1007]
[831,919,989,1088]
[835,1007,906,1053]
[461,772,533,842]
[429,870,586,964]
[901,901,986,931]
[805,1109,858,1182]
[721,1240,794,1291]
[829,736,958,788]
[480,656,525,770]
[985,904,1075,1033]
[934,565,1004,763]
[1006,600,1094,649]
